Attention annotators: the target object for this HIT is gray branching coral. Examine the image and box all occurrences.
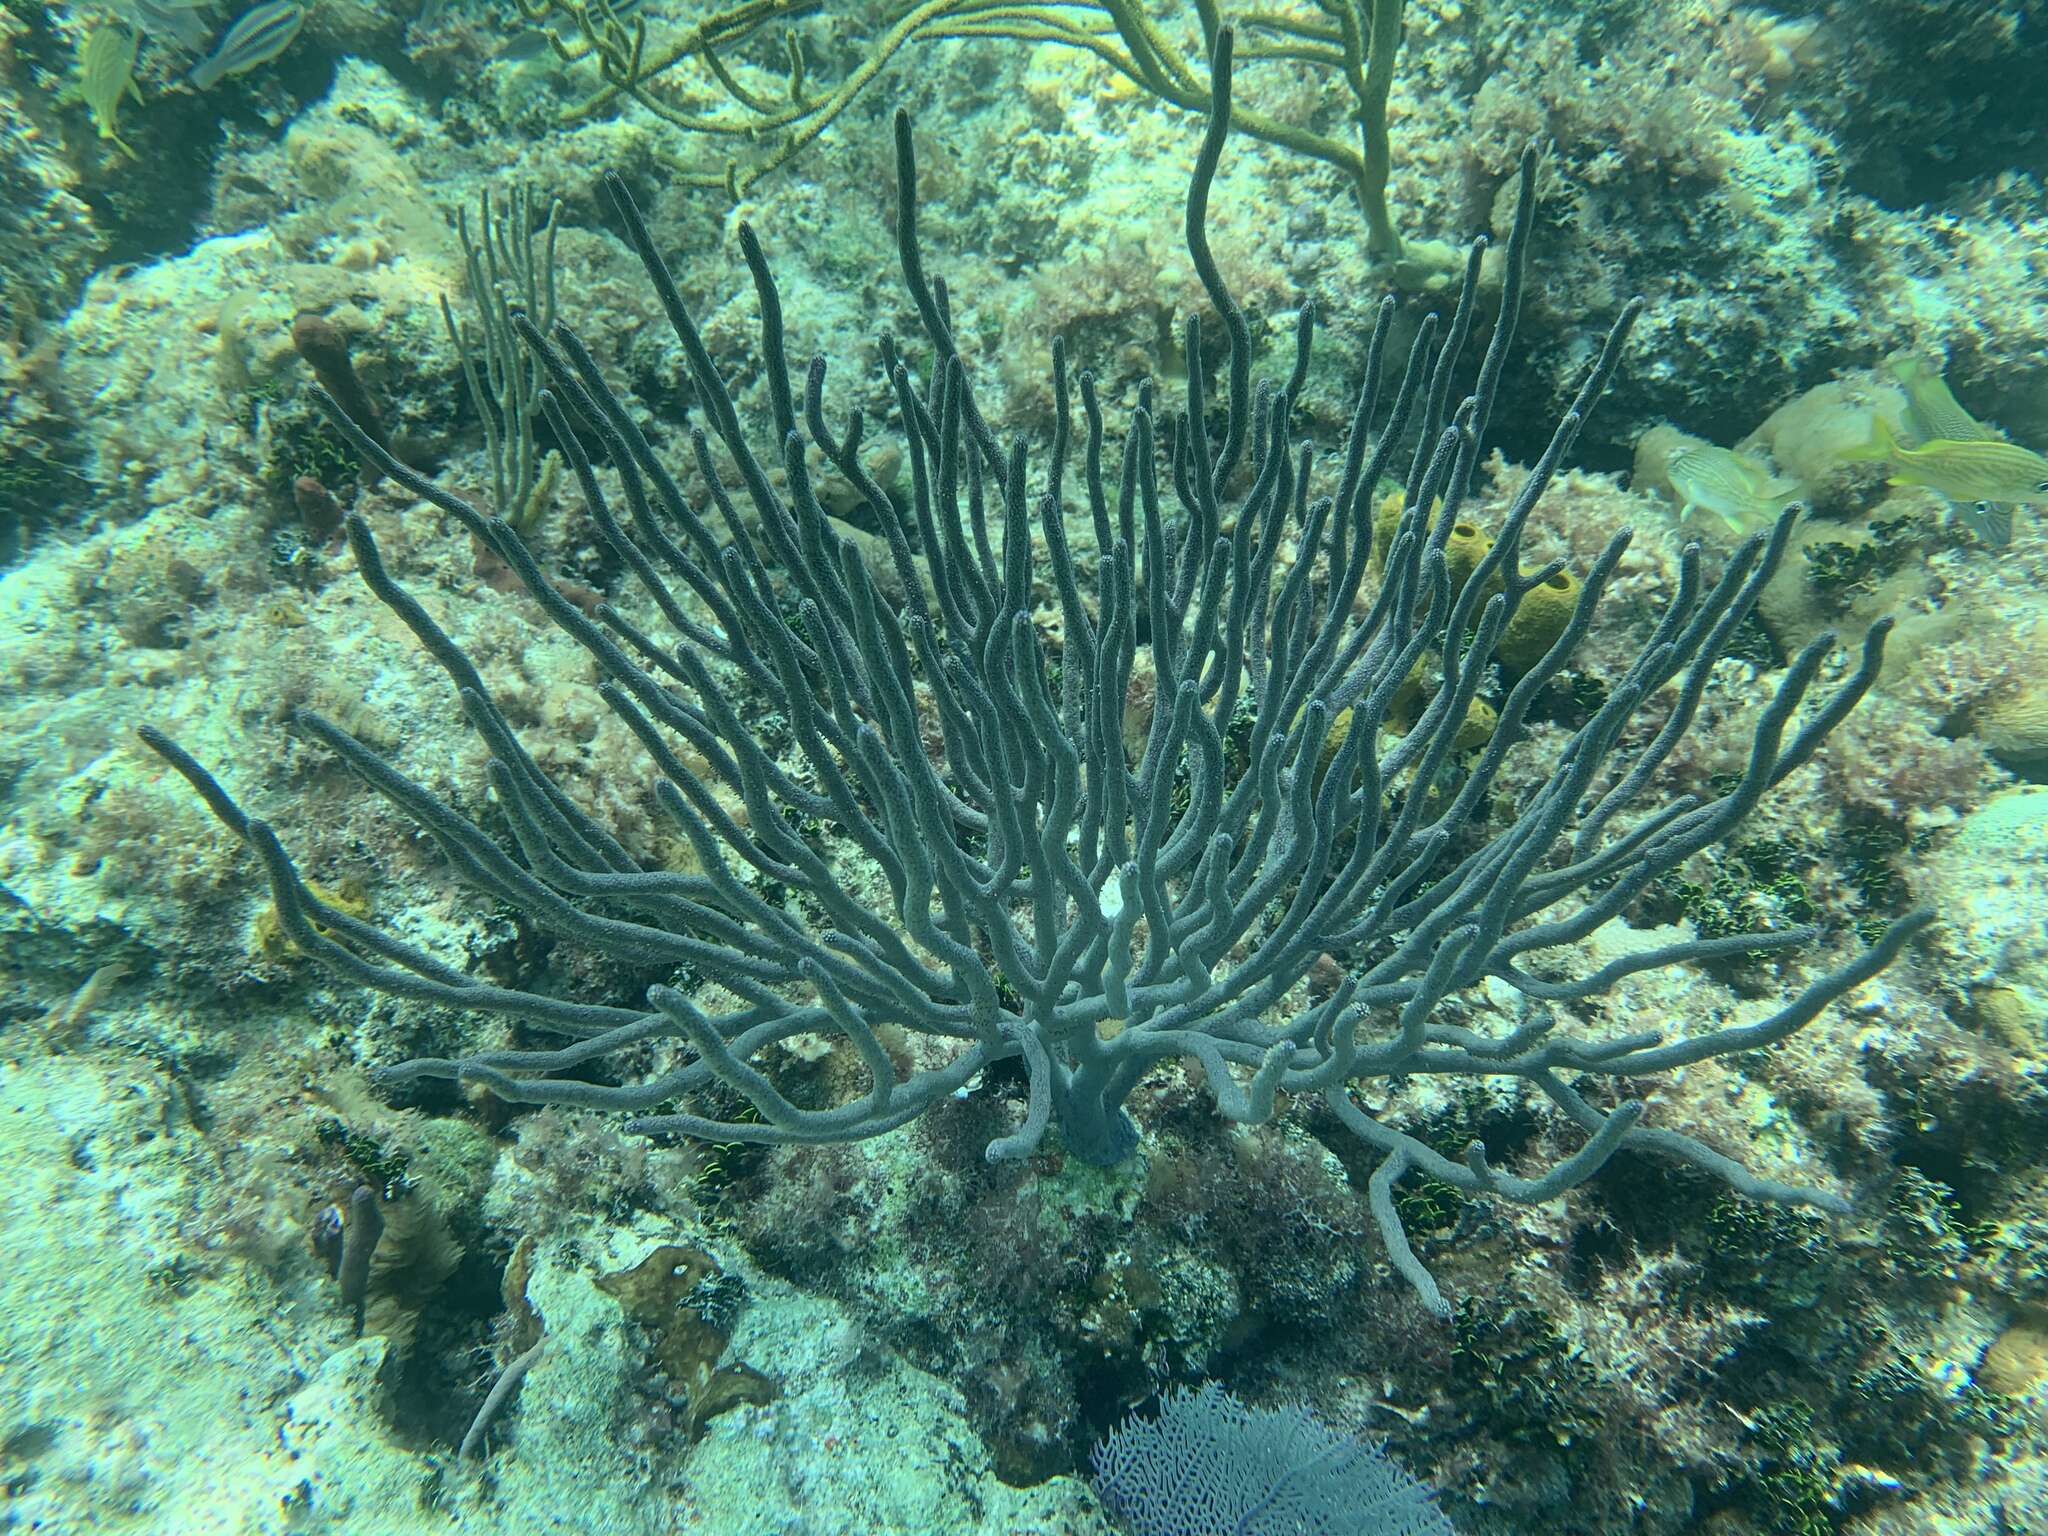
[140,29,1927,1316]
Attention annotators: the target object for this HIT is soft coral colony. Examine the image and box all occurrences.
[140,29,1926,1316]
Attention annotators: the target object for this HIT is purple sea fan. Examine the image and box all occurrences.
[1091,1382,1455,1536]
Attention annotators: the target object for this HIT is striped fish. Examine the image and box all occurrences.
[188,0,305,90]
[80,25,143,154]
[1845,417,2047,547]
[1666,445,1803,534]
[1887,356,1999,446]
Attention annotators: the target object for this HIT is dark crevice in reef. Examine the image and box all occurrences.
[383,1240,511,1454]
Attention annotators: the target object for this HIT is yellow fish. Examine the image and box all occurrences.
[1665,445,1803,533]
[80,25,142,157]
[1846,417,2047,548]
[1886,356,1998,446]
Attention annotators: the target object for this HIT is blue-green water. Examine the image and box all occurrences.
[2,3,2045,1532]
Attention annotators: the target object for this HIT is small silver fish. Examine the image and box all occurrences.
[495,0,645,62]
[494,29,556,63]
[189,0,305,91]
[124,0,214,51]
[491,0,643,64]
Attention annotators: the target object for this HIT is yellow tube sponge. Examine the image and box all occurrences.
[1370,489,1406,572]
[1443,520,1495,601]
[1370,499,1495,606]
[1317,707,1355,784]
[1497,568,1580,673]
[1453,695,1499,752]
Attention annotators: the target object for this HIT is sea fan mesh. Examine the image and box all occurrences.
[1090,1382,1455,1536]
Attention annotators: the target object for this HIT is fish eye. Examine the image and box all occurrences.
[1975,500,1993,512]
[2036,480,2048,493]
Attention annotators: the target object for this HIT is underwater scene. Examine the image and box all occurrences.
[2,1,2046,1532]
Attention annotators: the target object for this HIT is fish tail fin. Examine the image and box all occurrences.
[1954,500,2015,548]
[1839,414,1899,464]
